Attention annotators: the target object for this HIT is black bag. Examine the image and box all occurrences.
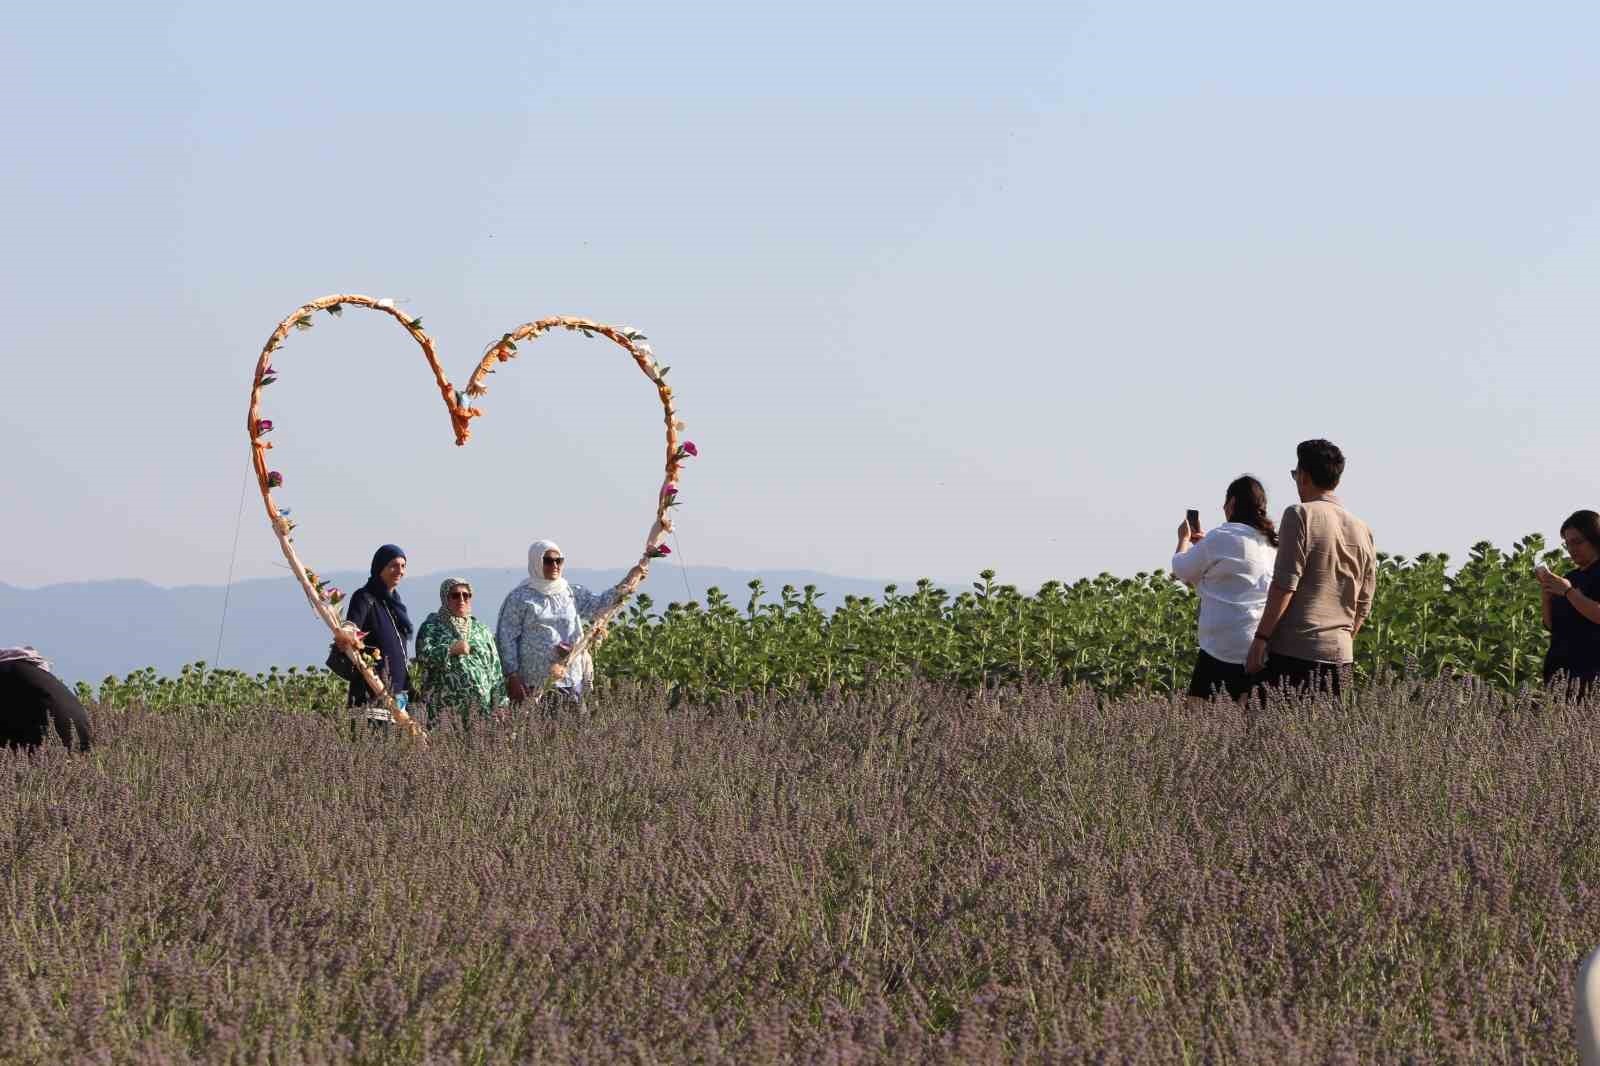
[326,595,368,683]
[325,642,360,683]
[325,597,403,687]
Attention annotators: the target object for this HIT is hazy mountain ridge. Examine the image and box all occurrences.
[0,566,939,685]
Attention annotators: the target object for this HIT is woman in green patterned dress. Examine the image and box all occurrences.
[415,578,507,726]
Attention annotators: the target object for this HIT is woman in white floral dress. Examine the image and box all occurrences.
[495,540,624,708]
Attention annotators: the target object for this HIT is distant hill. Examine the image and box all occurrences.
[0,565,945,685]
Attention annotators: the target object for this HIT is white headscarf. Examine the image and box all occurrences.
[527,539,571,598]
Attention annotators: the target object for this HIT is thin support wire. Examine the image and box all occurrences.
[670,529,694,602]
[214,455,252,668]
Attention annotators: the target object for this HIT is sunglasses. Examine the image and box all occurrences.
[449,590,473,600]
[543,556,565,566]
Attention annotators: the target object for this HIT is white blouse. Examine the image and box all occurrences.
[1170,522,1276,665]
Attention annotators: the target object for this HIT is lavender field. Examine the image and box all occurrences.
[3,681,1597,1063]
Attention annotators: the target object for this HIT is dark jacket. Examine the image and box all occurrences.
[343,588,410,705]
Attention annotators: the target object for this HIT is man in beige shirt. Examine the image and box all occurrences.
[1244,439,1376,698]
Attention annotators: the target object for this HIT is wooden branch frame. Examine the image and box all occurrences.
[246,295,688,736]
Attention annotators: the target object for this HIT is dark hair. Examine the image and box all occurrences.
[1296,439,1345,490]
[1561,510,1600,554]
[1225,475,1279,547]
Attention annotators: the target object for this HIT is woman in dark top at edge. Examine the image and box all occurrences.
[0,649,92,751]
[343,544,413,729]
[1536,510,1600,697]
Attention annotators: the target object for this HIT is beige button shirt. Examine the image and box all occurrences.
[1268,496,1376,664]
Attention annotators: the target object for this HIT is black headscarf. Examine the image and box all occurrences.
[364,544,413,639]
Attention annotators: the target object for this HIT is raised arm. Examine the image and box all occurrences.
[572,582,627,620]
[1170,527,1212,587]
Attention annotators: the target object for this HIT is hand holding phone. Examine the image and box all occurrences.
[1186,509,1201,534]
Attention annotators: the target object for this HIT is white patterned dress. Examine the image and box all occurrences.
[494,580,623,697]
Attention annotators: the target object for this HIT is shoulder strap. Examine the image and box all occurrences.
[379,601,408,666]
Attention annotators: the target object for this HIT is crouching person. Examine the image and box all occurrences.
[0,648,93,751]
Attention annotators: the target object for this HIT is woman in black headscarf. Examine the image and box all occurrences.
[342,544,414,725]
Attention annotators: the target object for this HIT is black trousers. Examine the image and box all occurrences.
[1253,654,1351,700]
[0,661,93,751]
[1187,650,1251,700]
[1543,667,1599,701]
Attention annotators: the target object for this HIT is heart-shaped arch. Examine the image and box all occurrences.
[245,294,690,736]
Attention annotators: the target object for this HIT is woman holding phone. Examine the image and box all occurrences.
[1536,509,1600,697]
[1170,475,1279,700]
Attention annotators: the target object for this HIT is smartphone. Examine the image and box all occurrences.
[1186,509,1201,534]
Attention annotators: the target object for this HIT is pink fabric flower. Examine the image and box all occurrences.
[266,471,283,488]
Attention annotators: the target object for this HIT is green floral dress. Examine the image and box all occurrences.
[415,612,507,723]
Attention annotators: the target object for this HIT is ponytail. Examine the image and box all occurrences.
[1225,475,1278,547]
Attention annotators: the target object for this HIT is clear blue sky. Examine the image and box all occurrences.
[3,1,1598,590]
